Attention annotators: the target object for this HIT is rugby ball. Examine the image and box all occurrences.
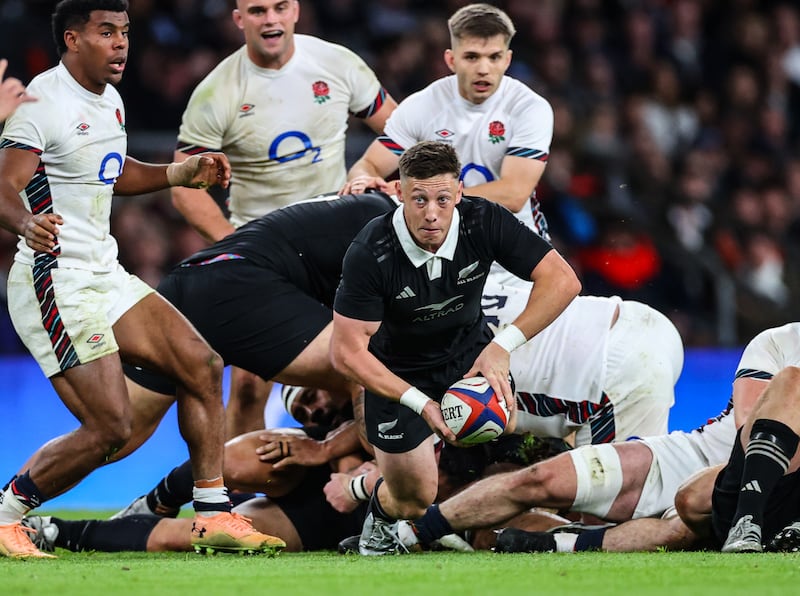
[441,377,509,444]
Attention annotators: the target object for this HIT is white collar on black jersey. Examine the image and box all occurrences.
[392,205,460,281]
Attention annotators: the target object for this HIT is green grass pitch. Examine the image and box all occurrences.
[3,511,800,595]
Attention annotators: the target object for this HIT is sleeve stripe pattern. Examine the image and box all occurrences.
[175,143,219,155]
[516,391,616,444]
[0,138,43,155]
[378,135,404,156]
[734,368,773,380]
[351,87,387,119]
[507,146,548,161]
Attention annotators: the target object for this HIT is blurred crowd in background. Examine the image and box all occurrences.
[2,0,800,354]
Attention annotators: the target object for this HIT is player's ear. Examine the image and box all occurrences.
[64,28,79,52]
[444,49,456,73]
[395,180,405,203]
[232,9,243,30]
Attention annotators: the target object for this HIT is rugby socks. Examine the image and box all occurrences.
[192,477,232,516]
[369,478,396,522]
[52,515,160,552]
[147,460,194,514]
[0,471,46,524]
[412,504,454,546]
[574,528,608,551]
[733,419,799,528]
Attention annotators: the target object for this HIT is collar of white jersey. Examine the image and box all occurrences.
[392,204,460,280]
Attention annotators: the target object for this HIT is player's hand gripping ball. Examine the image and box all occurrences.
[440,376,509,444]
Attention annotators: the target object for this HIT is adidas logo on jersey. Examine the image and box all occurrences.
[395,286,416,299]
[741,481,762,493]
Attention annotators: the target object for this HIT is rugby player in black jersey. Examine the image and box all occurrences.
[330,140,581,555]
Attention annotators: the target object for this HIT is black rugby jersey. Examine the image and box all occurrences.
[181,192,396,306]
[334,196,552,386]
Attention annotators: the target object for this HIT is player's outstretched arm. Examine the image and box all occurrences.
[170,149,236,243]
[114,152,231,196]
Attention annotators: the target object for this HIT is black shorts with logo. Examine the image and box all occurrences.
[711,428,800,546]
[124,259,331,394]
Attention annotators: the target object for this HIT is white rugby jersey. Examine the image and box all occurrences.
[177,35,382,227]
[383,75,553,233]
[1,63,126,272]
[735,322,800,378]
[668,323,800,466]
[482,278,619,404]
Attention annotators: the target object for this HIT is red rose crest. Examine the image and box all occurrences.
[488,120,505,144]
[313,80,330,104]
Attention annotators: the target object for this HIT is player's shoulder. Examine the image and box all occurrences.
[295,34,363,61]
[499,76,552,111]
[195,46,248,87]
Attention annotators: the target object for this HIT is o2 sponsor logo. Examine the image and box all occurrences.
[269,131,322,164]
[98,152,123,185]
[460,163,494,186]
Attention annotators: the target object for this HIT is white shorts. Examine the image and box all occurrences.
[569,433,713,520]
[634,431,716,519]
[573,300,683,446]
[7,261,153,378]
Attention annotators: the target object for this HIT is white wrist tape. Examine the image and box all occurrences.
[348,473,370,502]
[399,387,431,415]
[492,324,527,353]
[166,155,207,188]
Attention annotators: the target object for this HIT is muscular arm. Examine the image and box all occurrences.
[465,155,546,214]
[731,377,770,429]
[342,139,399,194]
[468,249,580,407]
[170,149,235,243]
[0,146,61,251]
[115,153,230,197]
[330,312,455,441]
[330,313,412,402]
[361,94,398,135]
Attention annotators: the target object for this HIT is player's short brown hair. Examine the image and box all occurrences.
[398,141,461,181]
[448,3,516,47]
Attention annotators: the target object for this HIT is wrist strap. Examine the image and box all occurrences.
[399,387,431,415]
[348,473,370,502]
[492,324,527,353]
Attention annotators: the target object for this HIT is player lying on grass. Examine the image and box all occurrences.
[670,323,800,553]
[22,428,568,553]
[388,324,800,554]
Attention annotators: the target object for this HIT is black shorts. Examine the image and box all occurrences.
[124,259,331,393]
[272,464,367,551]
[711,429,800,545]
[365,381,451,453]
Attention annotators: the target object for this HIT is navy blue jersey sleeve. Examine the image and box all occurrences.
[334,238,386,322]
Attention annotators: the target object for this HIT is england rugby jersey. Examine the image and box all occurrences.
[0,62,127,272]
[382,75,553,236]
[334,196,552,389]
[177,35,385,226]
[686,322,800,465]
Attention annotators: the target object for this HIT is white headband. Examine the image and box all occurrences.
[281,385,304,412]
